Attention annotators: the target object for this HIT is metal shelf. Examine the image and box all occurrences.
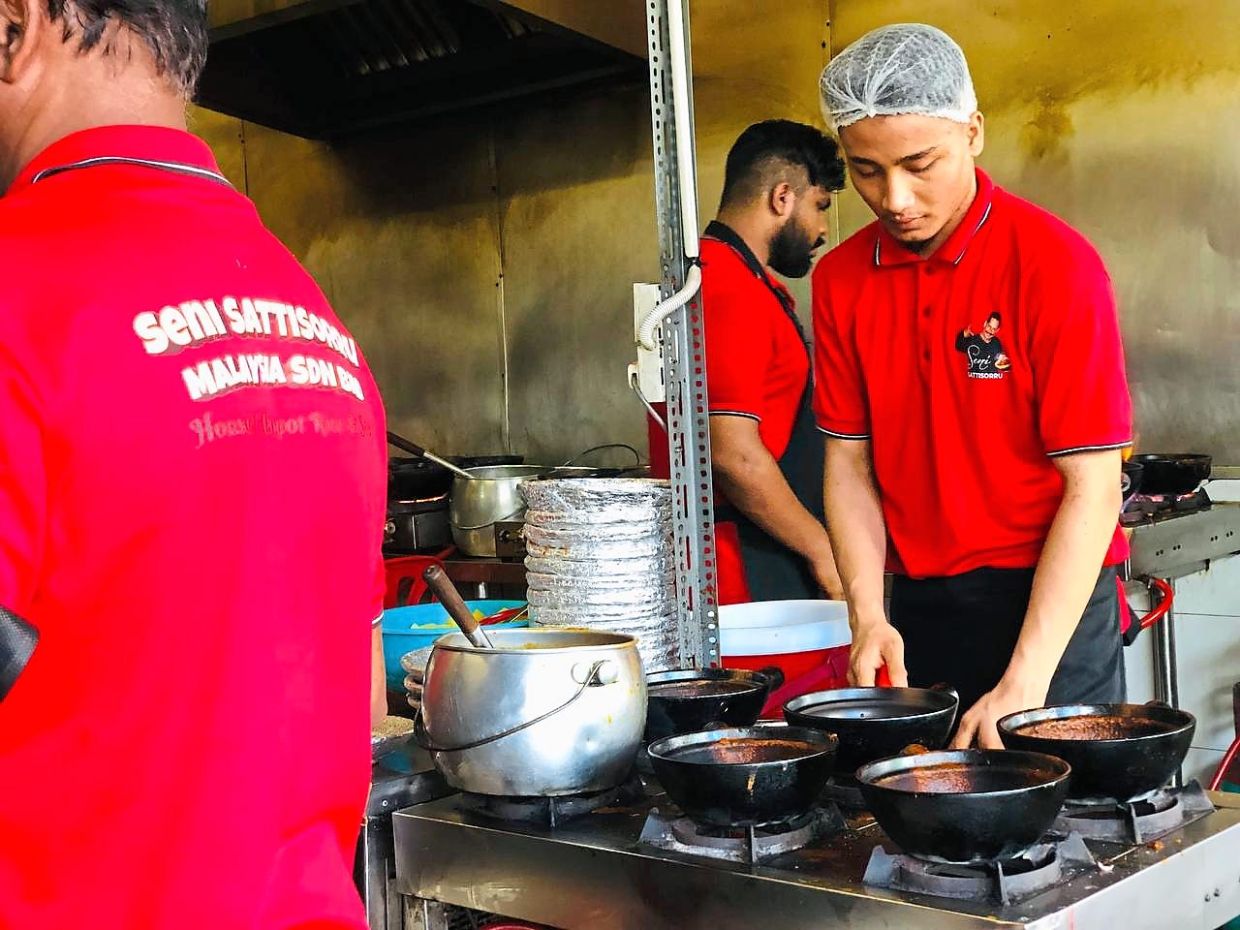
[644,0,718,667]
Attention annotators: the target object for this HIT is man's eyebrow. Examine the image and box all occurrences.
[899,147,939,164]
[848,147,939,168]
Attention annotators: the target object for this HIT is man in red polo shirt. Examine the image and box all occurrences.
[0,0,385,927]
[814,24,1131,747]
[650,120,845,604]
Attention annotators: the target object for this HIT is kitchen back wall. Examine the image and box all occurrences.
[194,1,832,463]
[196,0,1240,463]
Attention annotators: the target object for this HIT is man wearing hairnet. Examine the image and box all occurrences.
[812,24,1132,748]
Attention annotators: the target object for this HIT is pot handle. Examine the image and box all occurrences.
[452,508,526,532]
[415,660,608,754]
[560,443,642,468]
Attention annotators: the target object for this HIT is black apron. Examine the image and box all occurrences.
[704,221,825,602]
[890,566,1126,712]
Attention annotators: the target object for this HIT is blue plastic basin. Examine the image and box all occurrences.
[380,600,527,690]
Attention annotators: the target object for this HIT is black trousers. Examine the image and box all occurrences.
[890,566,1126,712]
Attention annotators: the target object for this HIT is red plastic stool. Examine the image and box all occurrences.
[383,548,455,608]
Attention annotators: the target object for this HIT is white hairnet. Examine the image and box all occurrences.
[820,24,978,132]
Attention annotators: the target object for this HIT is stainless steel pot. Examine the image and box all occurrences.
[418,629,646,796]
[449,465,550,557]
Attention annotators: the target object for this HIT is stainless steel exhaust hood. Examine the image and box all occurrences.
[197,0,647,139]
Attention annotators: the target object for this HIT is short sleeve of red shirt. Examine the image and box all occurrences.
[703,265,772,422]
[0,340,45,619]
[1026,242,1132,456]
[811,267,870,439]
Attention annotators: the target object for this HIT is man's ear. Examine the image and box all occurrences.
[768,181,796,220]
[966,111,985,158]
[0,0,45,85]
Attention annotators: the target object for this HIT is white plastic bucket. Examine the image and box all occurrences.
[719,601,853,708]
[719,600,851,657]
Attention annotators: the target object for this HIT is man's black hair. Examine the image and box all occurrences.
[988,312,1002,323]
[47,0,208,95]
[720,119,846,209]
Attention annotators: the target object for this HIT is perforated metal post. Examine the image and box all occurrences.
[645,0,718,667]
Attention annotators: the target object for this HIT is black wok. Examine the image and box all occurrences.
[644,667,783,742]
[857,749,1071,863]
[648,726,838,828]
[389,457,452,500]
[998,702,1195,801]
[783,686,959,775]
[1130,453,1212,495]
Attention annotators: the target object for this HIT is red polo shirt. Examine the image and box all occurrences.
[0,127,385,929]
[813,169,1131,579]
[648,225,809,602]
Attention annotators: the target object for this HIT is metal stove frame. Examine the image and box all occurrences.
[393,787,1240,930]
[1125,502,1240,783]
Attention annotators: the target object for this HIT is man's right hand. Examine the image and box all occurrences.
[848,619,908,687]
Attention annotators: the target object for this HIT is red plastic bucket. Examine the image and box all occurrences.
[719,601,852,716]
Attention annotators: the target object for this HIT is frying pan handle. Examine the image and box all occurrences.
[387,431,427,458]
[754,665,785,691]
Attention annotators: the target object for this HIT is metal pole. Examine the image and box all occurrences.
[645,0,719,667]
[1152,577,1181,708]
[1152,577,1183,785]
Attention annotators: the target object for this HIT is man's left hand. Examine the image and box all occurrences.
[811,556,845,600]
[951,676,1048,749]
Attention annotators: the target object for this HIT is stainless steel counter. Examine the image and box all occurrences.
[393,785,1240,930]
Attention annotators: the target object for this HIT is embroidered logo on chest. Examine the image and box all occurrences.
[954,311,1011,380]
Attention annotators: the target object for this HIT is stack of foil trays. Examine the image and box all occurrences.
[519,478,679,672]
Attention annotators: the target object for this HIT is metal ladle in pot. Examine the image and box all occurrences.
[422,564,494,649]
[387,431,476,481]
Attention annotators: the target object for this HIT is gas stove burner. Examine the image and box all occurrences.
[819,774,866,809]
[1122,488,1212,526]
[459,774,645,828]
[864,834,1095,906]
[384,493,452,554]
[640,805,845,864]
[1055,780,1214,844]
